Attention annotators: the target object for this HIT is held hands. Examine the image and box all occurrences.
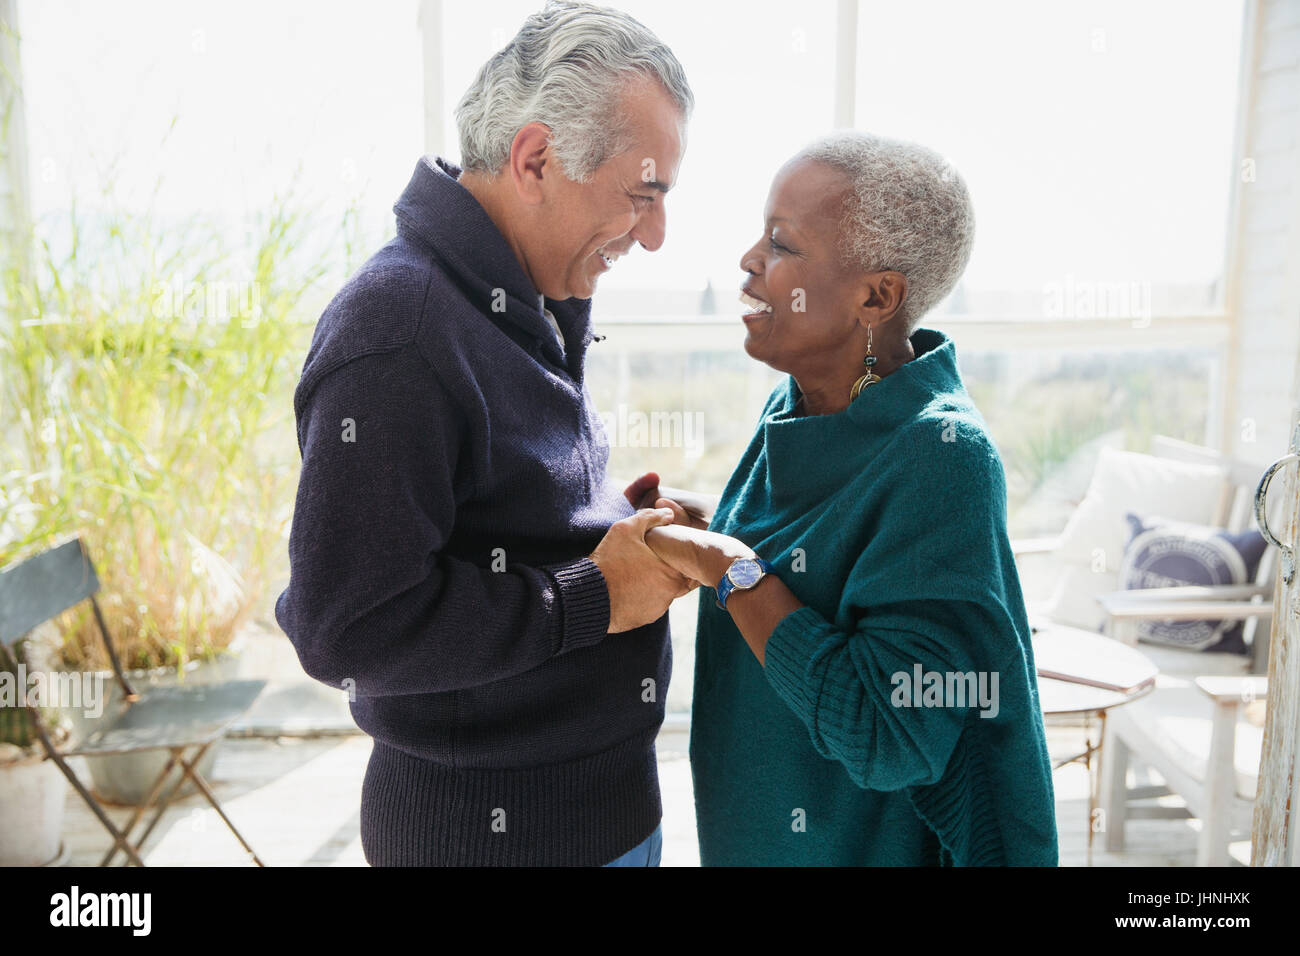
[591,474,738,635]
[621,478,794,669]
[620,471,747,591]
[589,508,699,634]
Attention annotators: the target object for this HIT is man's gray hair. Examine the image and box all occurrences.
[797,131,975,330]
[455,1,694,182]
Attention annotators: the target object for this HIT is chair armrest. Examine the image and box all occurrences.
[1097,586,1275,621]
[1011,535,1061,557]
[1104,584,1270,603]
[1195,676,1267,703]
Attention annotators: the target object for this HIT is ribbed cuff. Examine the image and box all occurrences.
[762,606,833,727]
[545,556,610,654]
[904,727,1005,866]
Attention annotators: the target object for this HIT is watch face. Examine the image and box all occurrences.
[728,558,763,588]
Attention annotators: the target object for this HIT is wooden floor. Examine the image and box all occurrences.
[48,722,1249,867]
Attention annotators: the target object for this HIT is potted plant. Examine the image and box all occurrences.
[1,178,328,806]
[0,622,69,866]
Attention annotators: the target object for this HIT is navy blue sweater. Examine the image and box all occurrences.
[275,155,670,866]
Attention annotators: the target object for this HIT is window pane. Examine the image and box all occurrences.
[442,1,1243,320]
[852,0,1244,317]
[19,0,423,270]
[962,345,1215,537]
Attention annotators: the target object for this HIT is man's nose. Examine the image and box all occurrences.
[632,201,667,253]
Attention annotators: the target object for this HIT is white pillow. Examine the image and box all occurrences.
[1057,447,1226,571]
[1044,447,1226,631]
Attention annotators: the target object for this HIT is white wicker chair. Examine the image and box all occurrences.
[1091,437,1281,866]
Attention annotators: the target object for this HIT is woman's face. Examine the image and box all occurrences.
[737,157,865,376]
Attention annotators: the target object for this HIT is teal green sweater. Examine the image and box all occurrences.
[690,328,1059,866]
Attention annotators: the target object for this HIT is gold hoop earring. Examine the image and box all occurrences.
[849,325,881,401]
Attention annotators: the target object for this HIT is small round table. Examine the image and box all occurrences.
[1033,627,1159,865]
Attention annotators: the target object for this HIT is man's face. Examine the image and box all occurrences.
[536,79,685,301]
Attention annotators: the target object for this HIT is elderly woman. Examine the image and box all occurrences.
[643,132,1058,866]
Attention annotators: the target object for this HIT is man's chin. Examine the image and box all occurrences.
[543,285,590,302]
[567,278,600,301]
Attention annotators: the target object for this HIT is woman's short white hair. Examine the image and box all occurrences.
[455,0,694,183]
[796,131,975,331]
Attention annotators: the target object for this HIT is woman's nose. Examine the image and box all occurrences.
[739,242,763,276]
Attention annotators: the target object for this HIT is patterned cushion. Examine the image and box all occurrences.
[1118,512,1268,654]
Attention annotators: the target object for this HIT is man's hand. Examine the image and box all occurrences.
[590,508,699,633]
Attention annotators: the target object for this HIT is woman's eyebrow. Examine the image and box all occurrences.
[766,214,802,235]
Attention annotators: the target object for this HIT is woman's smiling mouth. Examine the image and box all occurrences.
[739,289,773,321]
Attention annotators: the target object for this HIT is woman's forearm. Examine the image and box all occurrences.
[646,525,804,667]
[719,574,805,667]
[647,525,977,794]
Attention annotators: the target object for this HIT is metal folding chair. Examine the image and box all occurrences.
[0,535,268,866]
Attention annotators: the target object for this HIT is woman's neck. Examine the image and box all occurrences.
[795,334,916,416]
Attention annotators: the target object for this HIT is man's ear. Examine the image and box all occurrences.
[857,270,908,327]
[507,122,553,206]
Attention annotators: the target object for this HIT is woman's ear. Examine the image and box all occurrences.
[858,270,908,327]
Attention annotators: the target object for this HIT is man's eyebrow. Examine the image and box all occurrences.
[641,179,671,194]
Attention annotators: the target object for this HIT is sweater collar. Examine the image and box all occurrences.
[392,155,595,376]
[761,328,974,502]
[770,328,966,433]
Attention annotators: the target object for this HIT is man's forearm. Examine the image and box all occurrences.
[279,549,610,696]
[278,350,611,698]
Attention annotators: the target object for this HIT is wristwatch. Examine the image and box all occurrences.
[715,556,774,611]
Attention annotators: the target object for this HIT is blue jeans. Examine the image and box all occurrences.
[602,824,662,867]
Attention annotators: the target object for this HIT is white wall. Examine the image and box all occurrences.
[1223,0,1300,469]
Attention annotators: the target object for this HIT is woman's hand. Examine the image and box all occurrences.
[644,524,757,589]
[622,472,716,530]
[653,494,711,531]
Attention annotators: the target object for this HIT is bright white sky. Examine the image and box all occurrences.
[18,0,1244,307]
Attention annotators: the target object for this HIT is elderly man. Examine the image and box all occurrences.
[275,1,694,867]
